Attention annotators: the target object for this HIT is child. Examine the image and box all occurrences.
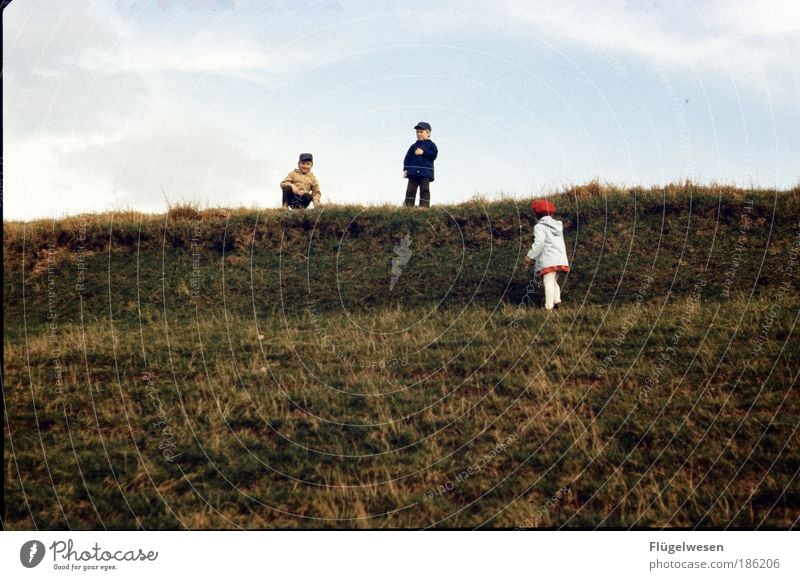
[280,153,322,209]
[525,199,570,310]
[403,122,438,207]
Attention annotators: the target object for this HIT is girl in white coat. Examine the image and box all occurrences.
[525,199,570,310]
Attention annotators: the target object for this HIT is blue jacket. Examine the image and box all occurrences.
[403,140,438,181]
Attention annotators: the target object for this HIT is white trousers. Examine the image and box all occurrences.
[542,272,561,310]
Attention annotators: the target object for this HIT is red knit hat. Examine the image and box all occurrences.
[531,199,556,215]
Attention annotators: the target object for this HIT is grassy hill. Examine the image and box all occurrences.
[4,182,799,529]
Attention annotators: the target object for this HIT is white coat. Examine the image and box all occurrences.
[526,216,570,274]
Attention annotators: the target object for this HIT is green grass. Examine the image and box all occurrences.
[4,183,799,528]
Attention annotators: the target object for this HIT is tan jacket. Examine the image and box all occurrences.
[280,169,322,206]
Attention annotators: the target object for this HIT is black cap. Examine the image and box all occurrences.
[299,153,313,162]
[414,122,431,131]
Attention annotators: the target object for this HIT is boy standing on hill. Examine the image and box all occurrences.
[403,122,438,208]
[525,199,570,310]
[281,153,322,209]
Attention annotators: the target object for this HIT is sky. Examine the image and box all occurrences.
[3,0,799,221]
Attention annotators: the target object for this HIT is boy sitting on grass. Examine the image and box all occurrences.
[280,153,322,209]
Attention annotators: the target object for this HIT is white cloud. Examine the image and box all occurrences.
[4,0,798,221]
[79,37,296,75]
[501,0,800,84]
[84,116,270,208]
[718,0,800,36]
[4,0,151,136]
[3,0,276,220]
[4,117,271,221]
[4,137,117,221]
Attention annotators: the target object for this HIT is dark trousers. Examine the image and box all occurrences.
[282,185,312,208]
[404,177,431,207]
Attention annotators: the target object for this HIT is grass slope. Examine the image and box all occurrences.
[4,183,799,528]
